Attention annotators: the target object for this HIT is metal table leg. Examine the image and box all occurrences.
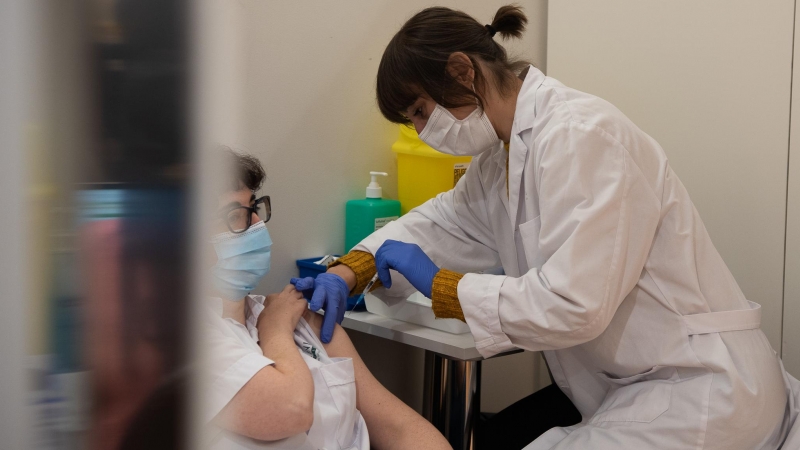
[422,350,481,450]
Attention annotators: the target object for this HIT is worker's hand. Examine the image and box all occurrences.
[374,240,439,298]
[291,276,316,299]
[258,284,307,339]
[290,274,349,344]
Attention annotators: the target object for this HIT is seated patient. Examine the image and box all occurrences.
[203,149,449,450]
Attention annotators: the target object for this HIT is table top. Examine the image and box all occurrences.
[342,310,488,361]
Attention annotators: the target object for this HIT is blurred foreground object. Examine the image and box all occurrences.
[80,0,191,448]
[1,0,193,448]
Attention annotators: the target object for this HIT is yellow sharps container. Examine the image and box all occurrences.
[392,124,472,215]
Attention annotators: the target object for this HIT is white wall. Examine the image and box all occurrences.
[233,0,549,413]
[782,2,800,378]
[548,0,795,355]
[0,1,35,447]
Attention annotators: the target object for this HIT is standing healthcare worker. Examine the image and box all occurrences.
[297,5,800,449]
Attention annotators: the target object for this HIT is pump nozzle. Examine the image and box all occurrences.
[367,171,388,198]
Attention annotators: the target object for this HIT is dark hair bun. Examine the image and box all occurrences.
[490,4,527,39]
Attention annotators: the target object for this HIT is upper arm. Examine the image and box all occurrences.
[312,319,450,450]
[214,363,314,440]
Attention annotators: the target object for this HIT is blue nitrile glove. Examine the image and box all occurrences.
[290,276,316,299]
[374,240,440,298]
[290,274,349,344]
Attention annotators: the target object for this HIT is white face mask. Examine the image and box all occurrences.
[418,104,500,156]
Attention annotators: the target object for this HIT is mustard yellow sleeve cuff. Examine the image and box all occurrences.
[329,251,380,295]
[431,269,465,322]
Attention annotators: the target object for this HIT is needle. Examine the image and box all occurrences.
[348,273,379,317]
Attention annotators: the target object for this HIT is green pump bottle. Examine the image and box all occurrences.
[345,172,401,253]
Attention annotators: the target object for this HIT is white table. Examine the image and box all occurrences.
[342,311,521,450]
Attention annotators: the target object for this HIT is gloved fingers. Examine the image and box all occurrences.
[336,305,346,324]
[376,261,393,289]
[328,276,348,324]
[290,277,315,291]
[336,295,347,324]
[320,303,337,344]
[309,285,327,312]
[290,277,315,300]
[374,245,394,289]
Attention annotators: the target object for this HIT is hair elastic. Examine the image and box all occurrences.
[485,24,497,37]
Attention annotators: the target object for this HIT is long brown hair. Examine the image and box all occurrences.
[376,5,530,125]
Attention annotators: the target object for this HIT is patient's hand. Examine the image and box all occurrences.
[257,285,307,339]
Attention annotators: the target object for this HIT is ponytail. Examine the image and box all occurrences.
[490,4,527,40]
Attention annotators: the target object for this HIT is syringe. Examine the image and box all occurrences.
[348,272,379,317]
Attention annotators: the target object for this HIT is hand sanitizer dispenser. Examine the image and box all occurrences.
[345,172,401,253]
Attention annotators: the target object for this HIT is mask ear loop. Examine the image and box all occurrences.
[472,83,482,112]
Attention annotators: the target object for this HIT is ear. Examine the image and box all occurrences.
[445,52,475,88]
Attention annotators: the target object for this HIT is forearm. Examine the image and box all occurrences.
[371,405,451,450]
[431,268,465,321]
[329,251,377,294]
[334,251,467,321]
[257,330,314,424]
[259,331,313,393]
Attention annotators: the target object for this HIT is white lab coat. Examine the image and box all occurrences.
[356,66,800,449]
[203,296,369,450]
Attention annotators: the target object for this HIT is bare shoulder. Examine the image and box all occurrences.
[300,310,357,358]
[302,309,324,331]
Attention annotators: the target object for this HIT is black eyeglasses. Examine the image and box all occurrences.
[221,195,271,233]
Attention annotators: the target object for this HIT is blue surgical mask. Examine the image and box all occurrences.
[210,220,272,301]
